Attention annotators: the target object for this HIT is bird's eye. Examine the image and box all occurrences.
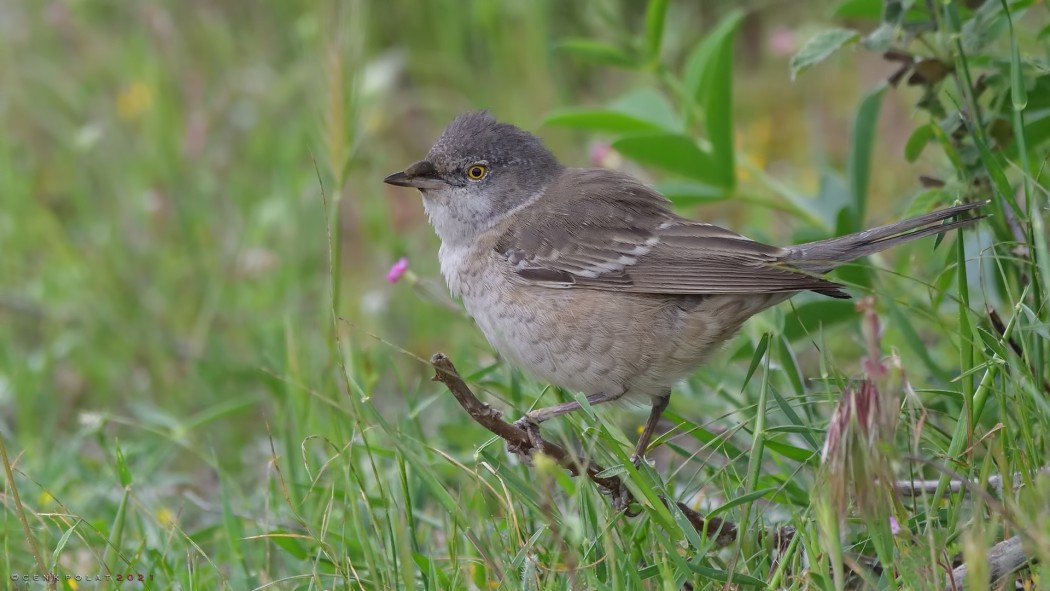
[466,164,487,180]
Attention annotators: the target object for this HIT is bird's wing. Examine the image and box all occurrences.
[495,168,849,298]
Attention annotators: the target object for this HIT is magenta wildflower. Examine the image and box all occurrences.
[588,141,623,169]
[889,516,901,535]
[386,257,409,283]
[768,27,797,56]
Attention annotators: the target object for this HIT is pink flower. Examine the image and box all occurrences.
[386,257,409,283]
[589,141,623,169]
[768,27,797,57]
[889,516,901,535]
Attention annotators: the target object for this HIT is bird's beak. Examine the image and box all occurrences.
[383,160,447,190]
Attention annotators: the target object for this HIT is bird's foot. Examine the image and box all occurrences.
[629,453,654,470]
[606,478,640,516]
[507,416,544,462]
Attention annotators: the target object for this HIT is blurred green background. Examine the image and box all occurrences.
[2,0,1046,589]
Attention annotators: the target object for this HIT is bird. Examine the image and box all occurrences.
[384,111,984,464]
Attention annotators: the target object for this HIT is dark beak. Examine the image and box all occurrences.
[383,160,446,190]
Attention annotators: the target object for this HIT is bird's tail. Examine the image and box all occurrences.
[784,201,987,274]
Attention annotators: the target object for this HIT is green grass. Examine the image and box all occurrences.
[2,1,1049,589]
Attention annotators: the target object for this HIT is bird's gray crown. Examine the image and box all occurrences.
[425,111,561,181]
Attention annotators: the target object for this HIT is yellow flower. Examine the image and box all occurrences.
[116,82,153,120]
[156,506,176,526]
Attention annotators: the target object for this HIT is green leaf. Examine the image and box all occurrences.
[834,0,883,19]
[544,109,666,134]
[612,133,728,186]
[846,83,887,232]
[653,180,729,204]
[114,439,132,488]
[811,169,850,231]
[682,10,745,100]
[221,478,256,588]
[764,438,820,466]
[887,300,950,382]
[904,188,948,219]
[742,333,770,391]
[682,10,744,189]
[707,487,779,517]
[904,123,934,162]
[1005,5,1027,111]
[666,412,748,460]
[770,387,819,450]
[644,0,669,60]
[609,88,683,132]
[49,520,82,571]
[790,28,860,80]
[784,299,856,341]
[686,563,768,587]
[556,38,636,68]
[265,530,310,560]
[861,22,896,52]
[545,88,682,134]
[413,553,452,589]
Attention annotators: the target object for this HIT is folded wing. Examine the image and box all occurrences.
[496,168,849,298]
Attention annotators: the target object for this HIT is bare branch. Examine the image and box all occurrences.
[894,466,1050,498]
[430,352,738,545]
[944,536,1030,591]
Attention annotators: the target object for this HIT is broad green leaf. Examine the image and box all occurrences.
[264,530,310,560]
[846,83,887,232]
[904,188,949,219]
[834,0,883,19]
[861,22,896,52]
[653,180,728,204]
[412,553,452,589]
[608,88,683,132]
[682,10,745,101]
[682,10,744,189]
[644,0,669,60]
[556,38,636,68]
[545,88,682,134]
[612,133,728,186]
[790,28,860,80]
[1003,76,1050,156]
[764,438,820,466]
[904,122,934,162]
[811,169,850,230]
[544,109,666,134]
[784,299,856,342]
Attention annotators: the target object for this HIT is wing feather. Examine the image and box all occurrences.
[496,168,849,298]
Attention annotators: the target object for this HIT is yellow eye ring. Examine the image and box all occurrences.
[466,164,487,180]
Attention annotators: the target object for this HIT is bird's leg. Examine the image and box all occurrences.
[631,393,670,466]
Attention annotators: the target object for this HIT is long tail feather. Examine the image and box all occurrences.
[785,201,987,273]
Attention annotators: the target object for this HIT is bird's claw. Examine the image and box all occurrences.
[507,416,544,462]
[605,478,640,516]
[629,453,653,470]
